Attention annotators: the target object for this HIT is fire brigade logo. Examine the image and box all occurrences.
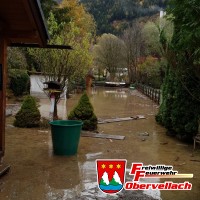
[96,159,127,194]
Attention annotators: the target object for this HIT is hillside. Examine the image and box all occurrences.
[80,0,168,35]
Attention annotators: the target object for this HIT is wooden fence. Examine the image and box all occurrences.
[136,83,161,104]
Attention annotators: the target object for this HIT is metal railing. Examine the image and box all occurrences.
[136,83,161,104]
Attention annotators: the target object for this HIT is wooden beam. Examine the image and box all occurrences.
[10,43,72,50]
[81,132,125,140]
[98,115,145,124]
[0,37,7,159]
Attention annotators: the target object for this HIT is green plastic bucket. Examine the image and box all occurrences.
[49,120,83,155]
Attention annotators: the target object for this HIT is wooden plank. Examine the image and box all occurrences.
[0,165,10,177]
[98,117,133,124]
[81,133,125,140]
[190,159,200,162]
[98,115,145,124]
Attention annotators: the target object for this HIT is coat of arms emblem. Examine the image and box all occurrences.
[96,159,127,194]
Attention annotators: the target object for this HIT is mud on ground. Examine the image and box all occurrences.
[1,88,200,200]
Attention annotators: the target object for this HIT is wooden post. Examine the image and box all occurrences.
[0,37,7,159]
[86,75,92,94]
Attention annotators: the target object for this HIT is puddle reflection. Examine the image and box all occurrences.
[86,152,103,160]
[104,90,128,98]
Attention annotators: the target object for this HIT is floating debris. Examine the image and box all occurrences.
[174,162,186,166]
[82,132,125,140]
[176,143,188,147]
[0,165,10,178]
[160,142,168,145]
[98,115,145,124]
[38,130,48,133]
[190,159,200,162]
[140,132,149,136]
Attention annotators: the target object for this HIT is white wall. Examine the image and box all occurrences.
[30,75,46,97]
[30,75,67,99]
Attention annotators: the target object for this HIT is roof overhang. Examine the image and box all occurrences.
[0,0,49,47]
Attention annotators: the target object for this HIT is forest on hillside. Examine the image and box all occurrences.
[80,0,168,34]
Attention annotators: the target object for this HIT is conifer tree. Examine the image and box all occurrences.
[14,96,41,128]
[68,92,97,130]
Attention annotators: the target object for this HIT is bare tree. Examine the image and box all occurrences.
[122,21,145,83]
[93,33,126,81]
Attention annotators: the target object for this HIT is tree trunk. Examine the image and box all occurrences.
[53,101,58,120]
[129,67,135,83]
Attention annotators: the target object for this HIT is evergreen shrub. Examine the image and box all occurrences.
[9,69,30,96]
[68,92,97,131]
[14,95,41,128]
[156,68,200,140]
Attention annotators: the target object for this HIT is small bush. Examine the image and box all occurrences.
[68,92,97,131]
[14,95,41,128]
[9,69,30,96]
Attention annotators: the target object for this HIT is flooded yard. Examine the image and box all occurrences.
[1,87,200,200]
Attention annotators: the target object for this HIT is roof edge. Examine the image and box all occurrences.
[9,43,72,50]
[28,0,50,46]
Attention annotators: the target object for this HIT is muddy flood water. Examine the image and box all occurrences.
[1,87,200,200]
